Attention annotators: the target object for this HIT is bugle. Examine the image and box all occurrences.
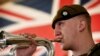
[0,31,60,56]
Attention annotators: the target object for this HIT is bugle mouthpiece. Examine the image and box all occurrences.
[51,39,61,42]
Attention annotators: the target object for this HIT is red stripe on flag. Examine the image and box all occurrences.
[0,9,33,21]
[95,39,100,43]
[59,0,74,8]
[12,25,55,40]
[91,14,100,32]
[87,0,100,9]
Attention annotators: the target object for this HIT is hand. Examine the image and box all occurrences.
[0,45,14,55]
[16,33,37,56]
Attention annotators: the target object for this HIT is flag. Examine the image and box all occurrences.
[0,0,100,56]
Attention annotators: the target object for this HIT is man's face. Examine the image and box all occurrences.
[54,17,79,50]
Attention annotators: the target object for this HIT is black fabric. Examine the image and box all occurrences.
[72,43,100,56]
[88,43,100,56]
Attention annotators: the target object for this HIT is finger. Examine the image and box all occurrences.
[19,33,37,45]
[27,37,37,46]
[31,34,37,38]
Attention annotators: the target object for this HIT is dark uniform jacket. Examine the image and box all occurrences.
[79,43,100,56]
[88,43,100,56]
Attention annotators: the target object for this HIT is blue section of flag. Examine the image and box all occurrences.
[0,18,15,28]
[80,0,91,5]
[15,0,53,14]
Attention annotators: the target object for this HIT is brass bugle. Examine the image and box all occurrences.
[0,31,60,56]
[0,31,61,47]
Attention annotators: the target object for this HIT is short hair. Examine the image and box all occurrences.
[81,14,91,33]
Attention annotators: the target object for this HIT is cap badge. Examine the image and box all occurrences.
[62,11,68,16]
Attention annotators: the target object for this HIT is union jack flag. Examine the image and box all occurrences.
[0,0,100,56]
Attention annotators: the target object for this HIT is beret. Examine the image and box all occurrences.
[52,5,90,29]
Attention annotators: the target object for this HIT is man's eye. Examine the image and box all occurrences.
[57,21,63,26]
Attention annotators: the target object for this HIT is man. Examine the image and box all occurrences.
[52,5,100,56]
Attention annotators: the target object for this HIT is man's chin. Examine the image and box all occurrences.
[61,45,69,51]
[62,47,67,50]
[60,43,69,50]
[61,45,67,50]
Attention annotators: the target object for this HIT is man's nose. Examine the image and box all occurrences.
[54,25,62,36]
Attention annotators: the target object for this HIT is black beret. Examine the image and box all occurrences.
[52,5,90,29]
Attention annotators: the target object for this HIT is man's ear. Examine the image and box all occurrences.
[78,20,86,32]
